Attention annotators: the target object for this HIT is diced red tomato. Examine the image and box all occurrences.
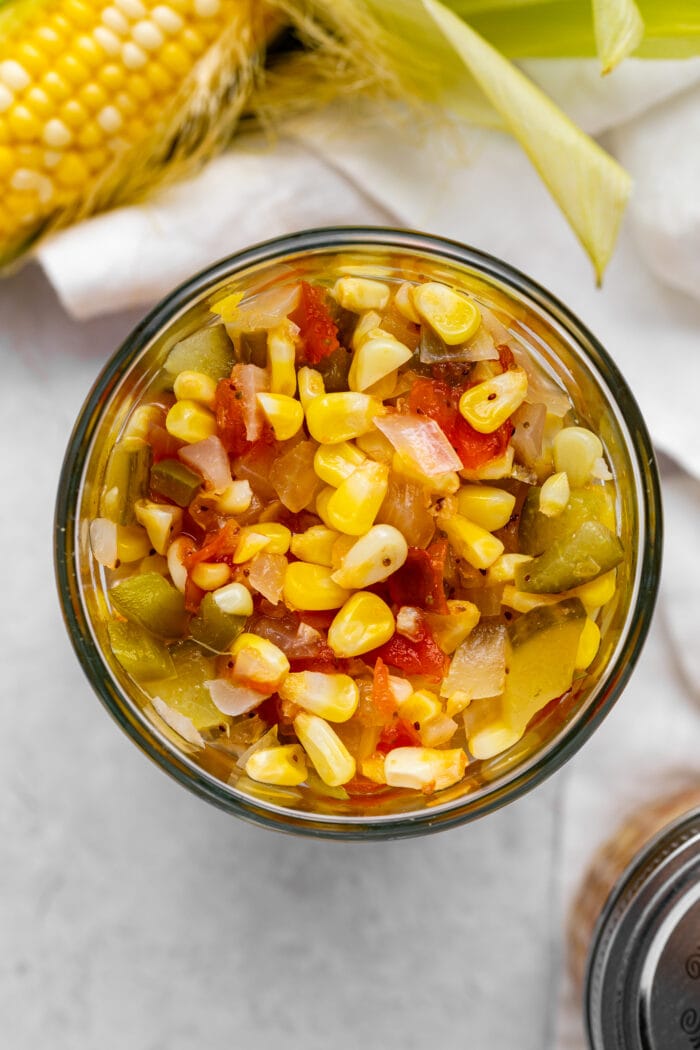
[376,718,422,754]
[288,644,339,674]
[498,344,515,371]
[289,281,340,364]
[184,574,204,613]
[372,658,398,721]
[388,541,448,613]
[409,376,512,470]
[185,519,240,569]
[214,378,250,457]
[372,615,448,680]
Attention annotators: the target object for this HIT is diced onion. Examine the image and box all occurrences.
[511,402,546,467]
[440,623,506,700]
[179,435,232,492]
[223,282,301,334]
[231,363,269,441]
[151,697,205,748]
[418,324,498,364]
[591,457,613,481]
[247,552,287,605]
[205,679,268,715]
[375,412,462,476]
[247,611,325,658]
[89,517,118,568]
[478,304,512,345]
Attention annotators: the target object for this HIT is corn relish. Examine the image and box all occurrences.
[89,264,624,804]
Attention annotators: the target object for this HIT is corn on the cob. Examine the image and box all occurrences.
[0,0,268,262]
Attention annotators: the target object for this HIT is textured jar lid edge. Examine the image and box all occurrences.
[585,808,700,1050]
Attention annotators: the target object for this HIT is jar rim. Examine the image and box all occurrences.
[54,226,663,839]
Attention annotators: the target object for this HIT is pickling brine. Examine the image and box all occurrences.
[87,255,624,807]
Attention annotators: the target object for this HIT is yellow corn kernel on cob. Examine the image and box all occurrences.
[0,0,270,263]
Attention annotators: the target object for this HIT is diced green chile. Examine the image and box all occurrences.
[503,597,587,733]
[163,324,235,381]
[515,519,624,593]
[238,331,268,367]
[189,593,246,653]
[148,641,225,731]
[150,459,202,506]
[315,346,353,391]
[108,620,175,680]
[519,485,615,556]
[100,438,152,525]
[109,572,189,638]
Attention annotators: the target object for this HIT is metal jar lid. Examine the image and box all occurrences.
[585,808,700,1049]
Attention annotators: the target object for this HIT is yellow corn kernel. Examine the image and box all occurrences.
[384,747,467,793]
[355,428,395,464]
[313,441,366,487]
[330,534,355,571]
[427,599,480,658]
[327,592,395,657]
[574,569,616,613]
[351,309,382,350]
[332,276,391,312]
[234,523,291,562]
[463,697,522,760]
[420,713,459,748]
[231,633,289,691]
[305,392,383,444]
[331,524,408,589]
[190,561,231,591]
[297,367,325,412]
[293,712,356,787]
[364,370,399,401]
[232,529,271,564]
[553,427,604,487]
[283,562,351,611]
[289,525,340,567]
[348,330,413,392]
[325,460,389,536]
[256,393,303,442]
[315,486,336,529]
[166,534,190,593]
[459,369,528,434]
[486,553,533,585]
[459,445,515,482]
[539,471,570,517]
[267,320,297,397]
[399,689,442,728]
[123,404,161,440]
[246,744,307,787]
[439,513,504,570]
[211,581,254,618]
[394,282,420,323]
[165,400,216,444]
[134,499,183,555]
[279,671,359,723]
[501,585,562,613]
[412,282,481,345]
[575,618,601,670]
[173,370,217,409]
[216,480,253,516]
[115,524,151,563]
[457,485,515,532]
[360,754,387,784]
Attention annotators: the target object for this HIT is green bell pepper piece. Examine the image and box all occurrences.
[108,620,175,680]
[238,330,268,367]
[148,641,225,731]
[109,572,189,639]
[515,519,624,594]
[503,597,586,734]
[163,324,235,381]
[189,593,246,654]
[150,459,202,507]
[519,485,615,556]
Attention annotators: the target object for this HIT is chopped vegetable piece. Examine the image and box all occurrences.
[189,593,246,654]
[150,459,202,507]
[108,620,175,681]
[246,745,308,787]
[373,615,447,680]
[374,412,463,475]
[293,712,356,787]
[388,542,449,613]
[440,623,506,700]
[100,438,152,526]
[290,281,340,364]
[383,747,467,793]
[149,643,223,731]
[514,519,624,593]
[503,598,587,734]
[163,325,235,382]
[519,485,616,556]
[110,573,189,639]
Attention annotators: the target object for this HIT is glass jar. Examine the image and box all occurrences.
[569,778,700,1049]
[54,227,662,838]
